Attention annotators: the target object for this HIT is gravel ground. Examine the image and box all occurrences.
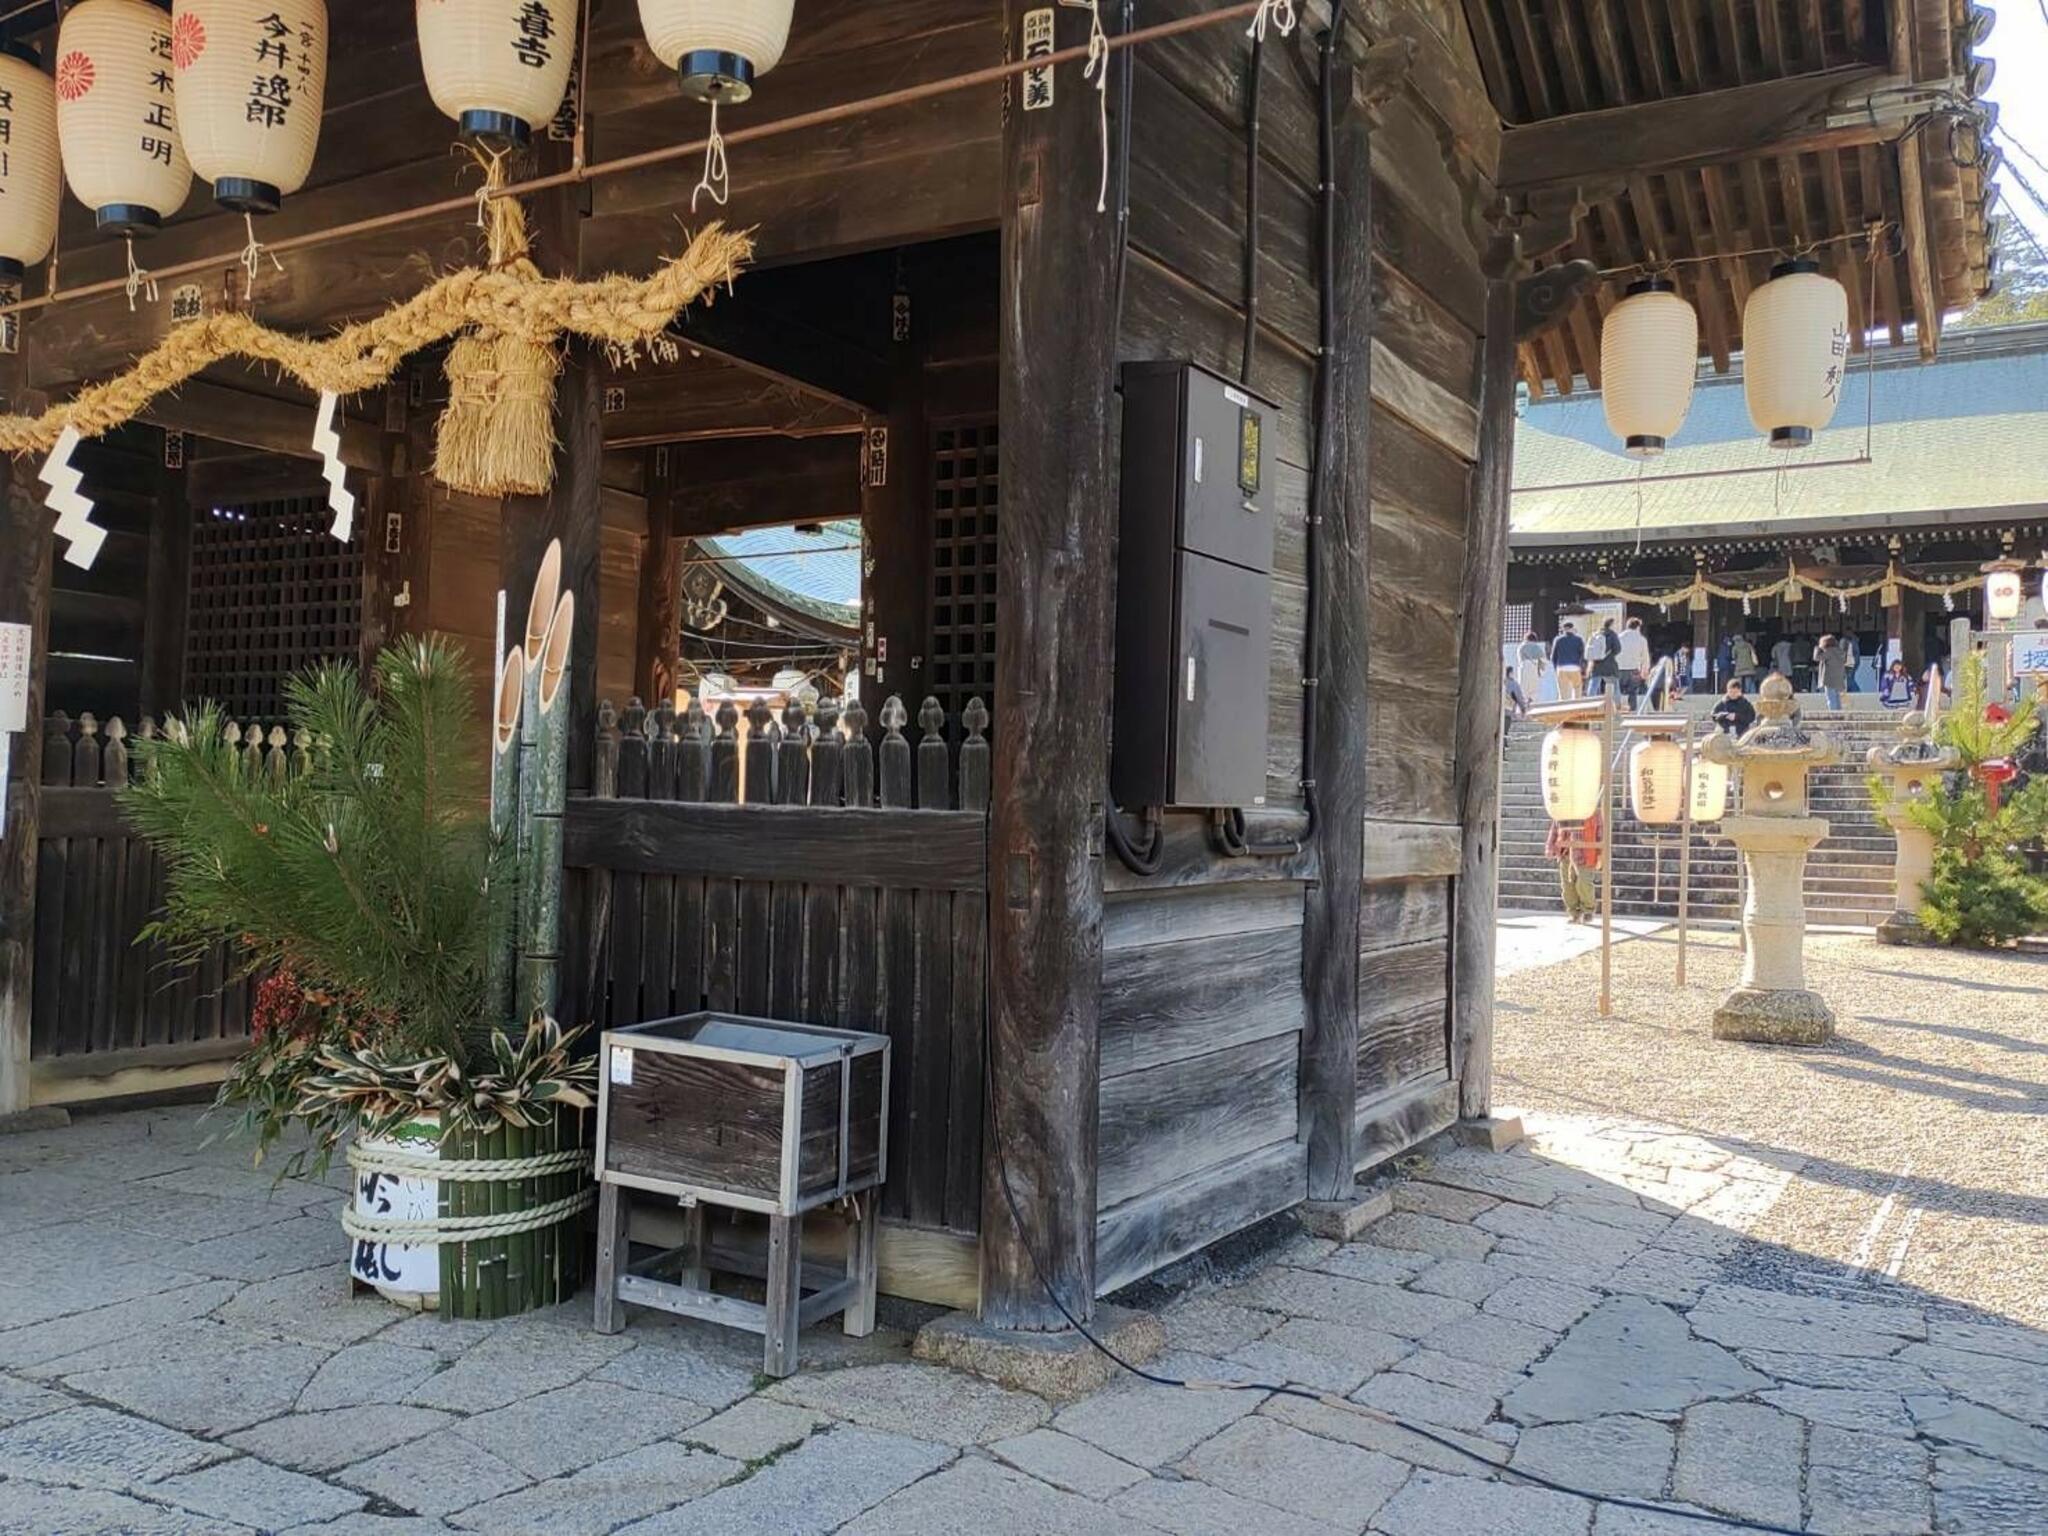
[1495,929,2048,1328]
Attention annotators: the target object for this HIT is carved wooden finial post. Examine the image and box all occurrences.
[878,696,911,809]
[73,713,100,787]
[102,717,128,786]
[916,697,951,811]
[840,698,873,808]
[710,699,740,803]
[810,696,843,807]
[618,697,649,801]
[745,697,778,805]
[959,697,990,812]
[593,699,621,799]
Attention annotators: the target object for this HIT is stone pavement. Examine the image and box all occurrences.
[4,1106,2046,1531]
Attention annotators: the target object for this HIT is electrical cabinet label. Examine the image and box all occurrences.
[609,1046,634,1086]
[1238,409,1263,496]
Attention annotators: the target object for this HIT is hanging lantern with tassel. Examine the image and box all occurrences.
[1742,257,1850,449]
[1599,277,1697,457]
[1628,739,1685,826]
[0,44,62,280]
[639,0,794,101]
[417,0,577,146]
[170,0,327,215]
[1541,727,1605,823]
[56,0,194,235]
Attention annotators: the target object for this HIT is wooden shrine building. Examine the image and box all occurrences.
[0,0,1996,1328]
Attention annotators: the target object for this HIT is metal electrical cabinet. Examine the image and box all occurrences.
[1112,361,1278,810]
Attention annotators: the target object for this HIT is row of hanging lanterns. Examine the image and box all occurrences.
[0,0,797,279]
[1542,727,1730,827]
[1602,259,1852,458]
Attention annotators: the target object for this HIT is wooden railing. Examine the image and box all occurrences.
[567,693,990,1232]
[30,712,261,1090]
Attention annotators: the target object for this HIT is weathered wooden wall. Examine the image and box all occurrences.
[1093,0,1496,1285]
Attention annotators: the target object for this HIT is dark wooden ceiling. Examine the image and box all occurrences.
[1463,0,1997,394]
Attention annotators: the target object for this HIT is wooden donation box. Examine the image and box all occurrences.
[592,1014,890,1377]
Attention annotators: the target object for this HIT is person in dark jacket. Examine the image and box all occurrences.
[1712,679,1756,736]
[1550,623,1586,700]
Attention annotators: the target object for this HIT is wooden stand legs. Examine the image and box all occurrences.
[592,1185,880,1376]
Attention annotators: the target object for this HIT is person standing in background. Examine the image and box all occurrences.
[1551,622,1586,700]
[1517,631,1547,702]
[1771,635,1793,683]
[1587,618,1620,697]
[1816,633,1847,711]
[1615,617,1651,706]
[1731,633,1758,690]
[1546,811,1602,924]
[1673,643,1692,700]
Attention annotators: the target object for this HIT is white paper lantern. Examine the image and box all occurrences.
[1600,277,1697,458]
[1541,727,1604,823]
[1628,739,1684,825]
[1985,566,2023,622]
[56,0,194,236]
[171,0,327,214]
[1742,258,1850,449]
[0,45,62,277]
[639,0,794,101]
[417,0,577,145]
[1690,754,1730,822]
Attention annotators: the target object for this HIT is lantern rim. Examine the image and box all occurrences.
[0,39,40,66]
[1767,256,1822,280]
[1624,434,1666,458]
[94,204,164,237]
[1624,275,1678,297]
[213,177,281,216]
[1767,425,1814,450]
[457,108,533,150]
[676,50,756,103]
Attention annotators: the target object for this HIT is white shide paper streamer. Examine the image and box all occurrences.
[314,391,356,544]
[39,425,106,571]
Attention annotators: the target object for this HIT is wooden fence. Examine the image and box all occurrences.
[29,712,263,1100]
[567,693,990,1232]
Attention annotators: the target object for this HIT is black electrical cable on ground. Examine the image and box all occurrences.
[985,14,1803,1534]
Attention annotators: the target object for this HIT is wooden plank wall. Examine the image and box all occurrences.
[568,694,990,1234]
[1099,0,1497,1279]
[29,714,256,1075]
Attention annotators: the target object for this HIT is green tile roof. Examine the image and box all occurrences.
[1511,325,2048,544]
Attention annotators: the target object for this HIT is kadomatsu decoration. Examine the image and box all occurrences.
[0,162,750,505]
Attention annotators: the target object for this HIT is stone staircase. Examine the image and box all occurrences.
[1499,707,1910,928]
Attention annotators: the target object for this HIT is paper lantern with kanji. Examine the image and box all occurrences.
[0,44,62,277]
[56,0,194,235]
[417,0,577,145]
[1742,258,1851,449]
[1628,739,1685,825]
[1985,566,2023,622]
[638,0,794,101]
[1541,727,1604,823]
[1690,754,1731,822]
[170,0,327,214]
[1600,277,1697,457]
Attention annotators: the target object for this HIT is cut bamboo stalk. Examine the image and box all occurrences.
[438,1123,462,1318]
[485,1122,508,1319]
[485,646,527,1034]
[517,590,574,1027]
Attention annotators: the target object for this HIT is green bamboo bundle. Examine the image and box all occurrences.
[517,591,574,1026]
[483,646,527,1034]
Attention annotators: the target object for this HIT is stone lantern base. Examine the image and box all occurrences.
[1712,985,1837,1046]
[1875,911,1932,947]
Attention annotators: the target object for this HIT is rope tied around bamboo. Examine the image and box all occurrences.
[341,1138,596,1250]
[0,149,753,498]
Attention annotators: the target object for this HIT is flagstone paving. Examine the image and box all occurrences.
[1,933,2043,1532]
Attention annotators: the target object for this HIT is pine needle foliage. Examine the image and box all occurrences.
[1934,652,2039,770]
[122,637,506,1067]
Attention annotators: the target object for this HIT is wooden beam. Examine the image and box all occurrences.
[672,435,861,538]
[981,0,1117,1332]
[1302,55,1371,1202]
[1450,263,1519,1124]
[636,448,679,706]
[0,406,51,1115]
[1498,66,1893,197]
[137,377,383,471]
[1896,136,1941,358]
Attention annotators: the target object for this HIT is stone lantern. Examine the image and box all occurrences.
[1866,711,1959,946]
[1700,675,1840,1044]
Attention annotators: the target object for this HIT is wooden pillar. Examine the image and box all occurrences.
[0,424,52,1114]
[1300,55,1371,1201]
[636,446,678,707]
[1449,262,1520,1122]
[980,0,1118,1330]
[138,433,191,720]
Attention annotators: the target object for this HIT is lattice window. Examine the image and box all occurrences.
[184,494,362,720]
[929,417,999,721]
[1503,602,1533,642]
